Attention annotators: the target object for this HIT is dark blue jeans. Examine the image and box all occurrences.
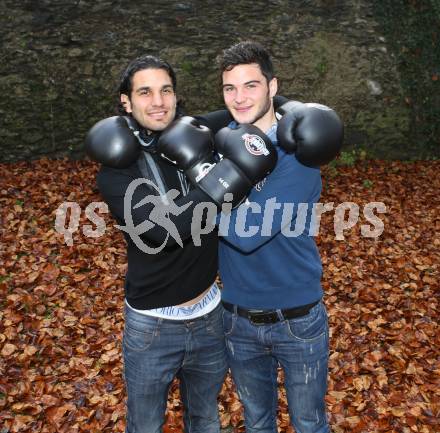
[222,301,330,433]
[123,303,228,433]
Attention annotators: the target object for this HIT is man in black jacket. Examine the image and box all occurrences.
[94,55,228,433]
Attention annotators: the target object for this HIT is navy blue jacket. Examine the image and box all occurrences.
[219,125,323,309]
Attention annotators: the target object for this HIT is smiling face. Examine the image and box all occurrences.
[222,63,277,131]
[120,68,177,131]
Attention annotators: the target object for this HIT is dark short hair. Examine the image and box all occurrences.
[218,41,274,82]
[116,55,177,115]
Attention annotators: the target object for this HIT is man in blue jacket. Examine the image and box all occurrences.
[216,41,342,433]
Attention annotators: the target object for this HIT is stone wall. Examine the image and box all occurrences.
[1,0,438,162]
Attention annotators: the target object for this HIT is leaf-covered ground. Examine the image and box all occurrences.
[0,159,438,433]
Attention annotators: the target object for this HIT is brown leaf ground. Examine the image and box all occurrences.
[0,159,438,433]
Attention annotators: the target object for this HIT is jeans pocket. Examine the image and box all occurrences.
[285,303,328,342]
[123,320,158,352]
[222,308,236,336]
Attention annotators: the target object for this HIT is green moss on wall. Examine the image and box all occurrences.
[372,0,440,157]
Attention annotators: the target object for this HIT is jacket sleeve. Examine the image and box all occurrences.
[97,165,216,248]
[194,110,233,134]
[273,95,289,110]
[217,153,322,253]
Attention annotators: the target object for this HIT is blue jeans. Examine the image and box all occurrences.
[222,301,330,433]
[123,303,228,433]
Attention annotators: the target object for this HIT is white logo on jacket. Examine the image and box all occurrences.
[254,177,267,192]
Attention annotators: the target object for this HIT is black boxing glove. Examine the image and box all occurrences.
[215,124,278,184]
[84,116,141,168]
[195,124,278,208]
[276,101,344,167]
[156,116,217,184]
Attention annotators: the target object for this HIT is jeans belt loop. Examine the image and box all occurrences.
[276,309,285,321]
